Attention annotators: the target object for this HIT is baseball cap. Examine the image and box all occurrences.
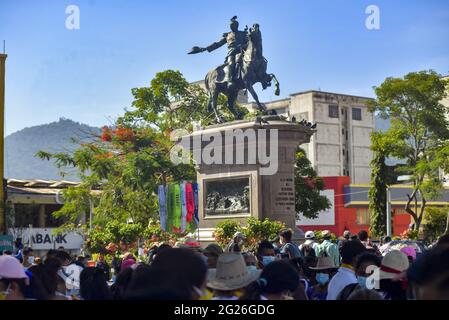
[305,231,315,239]
[233,232,246,239]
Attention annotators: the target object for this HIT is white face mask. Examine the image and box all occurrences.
[247,265,258,272]
[0,284,12,300]
[27,256,35,264]
[193,286,209,300]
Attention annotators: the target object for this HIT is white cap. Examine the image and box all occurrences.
[233,232,246,239]
[305,231,315,239]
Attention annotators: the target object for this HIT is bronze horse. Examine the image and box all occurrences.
[204,24,280,123]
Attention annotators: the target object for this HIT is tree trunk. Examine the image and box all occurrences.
[445,211,449,235]
[415,192,426,232]
[405,188,419,229]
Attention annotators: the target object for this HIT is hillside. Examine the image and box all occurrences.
[3,115,393,181]
[4,118,101,181]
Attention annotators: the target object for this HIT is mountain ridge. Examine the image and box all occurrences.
[5,118,101,181]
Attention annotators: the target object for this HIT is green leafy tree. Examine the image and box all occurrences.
[369,70,449,231]
[368,133,397,237]
[213,220,241,247]
[423,207,449,243]
[213,218,285,251]
[294,148,331,219]
[37,70,239,242]
[242,218,285,250]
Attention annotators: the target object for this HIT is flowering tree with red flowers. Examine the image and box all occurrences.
[37,70,238,248]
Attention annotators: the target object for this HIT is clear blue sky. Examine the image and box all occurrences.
[1,0,448,135]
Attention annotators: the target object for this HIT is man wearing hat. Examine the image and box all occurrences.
[315,230,340,267]
[207,253,261,300]
[307,256,338,300]
[299,231,319,254]
[226,232,246,253]
[203,243,224,269]
[376,250,409,300]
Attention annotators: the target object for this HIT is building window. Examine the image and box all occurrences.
[328,105,339,118]
[12,204,40,228]
[342,128,345,135]
[346,131,348,140]
[352,107,362,121]
[342,149,345,156]
[356,208,370,225]
[275,107,287,115]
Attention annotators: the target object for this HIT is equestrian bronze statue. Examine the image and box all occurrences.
[189,16,280,123]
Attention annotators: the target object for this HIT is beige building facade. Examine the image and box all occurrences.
[441,76,449,187]
[244,91,375,183]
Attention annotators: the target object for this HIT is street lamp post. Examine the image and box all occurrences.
[0,52,7,234]
[386,187,391,237]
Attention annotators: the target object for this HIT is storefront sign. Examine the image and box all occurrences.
[8,228,84,250]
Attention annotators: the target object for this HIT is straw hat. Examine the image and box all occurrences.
[204,243,224,257]
[322,230,331,238]
[379,250,409,280]
[309,256,337,270]
[207,253,260,291]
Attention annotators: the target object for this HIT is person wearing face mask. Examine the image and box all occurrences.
[307,255,337,300]
[208,253,261,300]
[241,260,300,300]
[337,252,381,300]
[243,252,258,272]
[226,232,246,253]
[22,247,35,269]
[256,240,276,269]
[326,239,366,300]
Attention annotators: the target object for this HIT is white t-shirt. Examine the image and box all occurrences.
[326,267,357,300]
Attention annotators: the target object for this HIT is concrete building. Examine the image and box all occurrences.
[5,179,91,255]
[244,91,375,183]
[297,176,449,237]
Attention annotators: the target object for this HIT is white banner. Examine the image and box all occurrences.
[296,189,335,226]
[8,228,84,250]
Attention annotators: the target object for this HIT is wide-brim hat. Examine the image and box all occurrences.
[309,256,338,270]
[204,243,224,257]
[0,255,29,284]
[379,250,409,280]
[207,253,261,291]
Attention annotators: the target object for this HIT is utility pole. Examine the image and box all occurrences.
[386,187,391,237]
[0,50,7,234]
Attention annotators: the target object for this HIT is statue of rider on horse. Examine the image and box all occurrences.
[189,16,280,123]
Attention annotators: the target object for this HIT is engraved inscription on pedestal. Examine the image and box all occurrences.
[272,174,295,214]
[204,176,251,216]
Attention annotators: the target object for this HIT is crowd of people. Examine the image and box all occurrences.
[1,229,449,300]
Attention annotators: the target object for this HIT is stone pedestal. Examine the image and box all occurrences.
[181,119,314,239]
